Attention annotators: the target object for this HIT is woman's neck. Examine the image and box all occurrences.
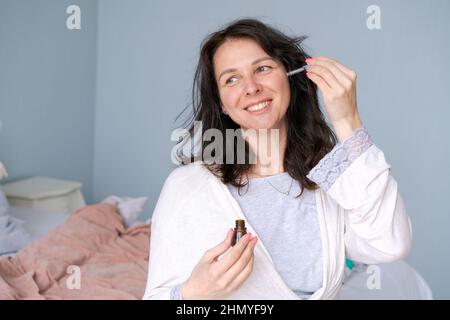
[243,122,287,177]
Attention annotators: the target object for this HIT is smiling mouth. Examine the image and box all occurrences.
[244,99,273,113]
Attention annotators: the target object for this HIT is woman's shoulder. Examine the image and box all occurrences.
[152,163,214,225]
[164,162,213,189]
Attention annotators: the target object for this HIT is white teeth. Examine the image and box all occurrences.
[247,100,270,112]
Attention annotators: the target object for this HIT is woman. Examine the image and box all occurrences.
[143,19,412,300]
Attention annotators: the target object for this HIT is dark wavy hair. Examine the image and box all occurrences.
[177,18,337,196]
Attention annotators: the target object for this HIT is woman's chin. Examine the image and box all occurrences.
[244,120,280,131]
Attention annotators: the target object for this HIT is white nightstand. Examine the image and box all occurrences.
[2,176,86,214]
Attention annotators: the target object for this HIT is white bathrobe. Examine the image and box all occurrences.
[143,144,412,299]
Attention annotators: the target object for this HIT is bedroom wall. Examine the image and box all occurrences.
[93,0,450,299]
[0,0,98,202]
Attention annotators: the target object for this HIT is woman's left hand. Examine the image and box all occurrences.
[305,57,363,142]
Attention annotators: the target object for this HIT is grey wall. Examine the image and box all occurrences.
[0,0,449,299]
[0,0,97,202]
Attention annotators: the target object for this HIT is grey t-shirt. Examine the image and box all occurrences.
[227,172,323,298]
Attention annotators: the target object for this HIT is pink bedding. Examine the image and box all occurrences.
[0,204,150,300]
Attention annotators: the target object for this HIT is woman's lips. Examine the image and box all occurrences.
[245,99,272,114]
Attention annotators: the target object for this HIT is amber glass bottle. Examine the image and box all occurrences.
[231,219,247,246]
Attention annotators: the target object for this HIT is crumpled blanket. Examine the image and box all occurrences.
[0,203,150,299]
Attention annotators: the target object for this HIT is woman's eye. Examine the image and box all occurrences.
[224,67,272,85]
[225,76,238,85]
[257,65,272,72]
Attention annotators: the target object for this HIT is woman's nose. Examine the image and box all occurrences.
[244,76,263,95]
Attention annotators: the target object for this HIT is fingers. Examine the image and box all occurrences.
[227,254,254,293]
[306,62,342,90]
[223,235,257,282]
[215,232,254,274]
[203,228,234,263]
[305,57,357,96]
[305,71,331,96]
[202,231,257,297]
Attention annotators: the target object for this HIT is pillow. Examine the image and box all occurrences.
[0,215,30,255]
[0,189,31,255]
[101,195,148,227]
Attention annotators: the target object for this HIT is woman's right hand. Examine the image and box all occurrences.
[181,229,258,300]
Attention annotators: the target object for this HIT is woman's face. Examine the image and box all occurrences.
[213,38,291,131]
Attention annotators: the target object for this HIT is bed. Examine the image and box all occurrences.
[0,203,432,300]
[338,260,432,299]
[0,204,149,299]
[7,206,68,245]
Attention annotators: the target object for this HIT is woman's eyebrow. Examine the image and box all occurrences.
[218,57,276,81]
